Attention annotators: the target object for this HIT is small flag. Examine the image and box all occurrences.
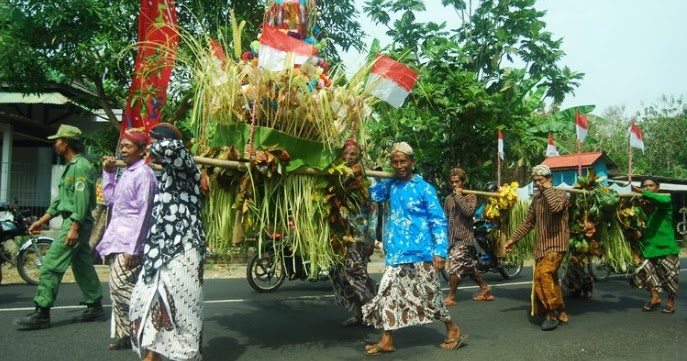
[630,119,645,153]
[209,39,228,86]
[497,129,505,160]
[546,133,560,156]
[258,24,314,71]
[575,110,588,143]
[366,55,419,108]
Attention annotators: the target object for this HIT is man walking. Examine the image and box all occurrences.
[14,124,104,330]
[504,164,569,331]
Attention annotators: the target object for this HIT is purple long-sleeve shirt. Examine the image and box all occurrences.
[96,159,157,257]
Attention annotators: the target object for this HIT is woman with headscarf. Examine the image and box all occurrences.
[97,128,157,350]
[362,142,463,356]
[330,139,378,326]
[129,123,206,361]
[631,177,680,314]
[505,164,570,331]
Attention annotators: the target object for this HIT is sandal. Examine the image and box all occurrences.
[473,294,495,301]
[363,344,395,356]
[439,335,467,350]
[641,302,661,312]
[661,306,675,314]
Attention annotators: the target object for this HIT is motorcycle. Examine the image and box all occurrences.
[245,232,330,292]
[0,203,54,285]
[441,216,523,282]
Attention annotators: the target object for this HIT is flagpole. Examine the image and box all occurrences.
[628,132,634,183]
[497,152,501,186]
[576,139,582,176]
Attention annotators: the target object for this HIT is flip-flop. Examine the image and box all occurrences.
[439,335,467,350]
[473,294,495,301]
[661,306,675,314]
[641,302,661,312]
[363,344,395,356]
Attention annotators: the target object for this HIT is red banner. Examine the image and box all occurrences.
[120,0,178,137]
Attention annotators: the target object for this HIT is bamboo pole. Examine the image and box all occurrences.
[115,157,662,198]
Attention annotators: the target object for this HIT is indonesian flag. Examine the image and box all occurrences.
[366,55,419,108]
[209,39,228,86]
[575,110,588,143]
[497,129,505,160]
[630,119,645,153]
[546,133,560,156]
[258,24,314,71]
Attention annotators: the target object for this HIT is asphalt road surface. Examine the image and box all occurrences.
[1,264,686,361]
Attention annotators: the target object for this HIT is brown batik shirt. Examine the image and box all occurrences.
[444,192,477,247]
[510,187,569,261]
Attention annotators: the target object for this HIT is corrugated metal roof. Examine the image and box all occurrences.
[0,92,73,105]
[542,152,614,169]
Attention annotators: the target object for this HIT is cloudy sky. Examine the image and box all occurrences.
[343,0,687,116]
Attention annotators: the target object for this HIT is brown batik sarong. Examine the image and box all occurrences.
[446,244,477,279]
[531,252,565,316]
[630,254,680,295]
[109,253,141,339]
[362,262,451,331]
[331,242,377,311]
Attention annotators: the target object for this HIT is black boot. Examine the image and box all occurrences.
[108,336,132,350]
[14,306,51,330]
[73,302,106,322]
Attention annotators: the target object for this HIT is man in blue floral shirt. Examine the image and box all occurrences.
[361,142,464,356]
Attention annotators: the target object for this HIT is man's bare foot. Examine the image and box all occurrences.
[443,298,457,306]
[557,310,569,323]
[142,351,161,361]
[439,322,463,350]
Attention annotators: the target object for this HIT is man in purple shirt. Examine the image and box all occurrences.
[96,128,157,351]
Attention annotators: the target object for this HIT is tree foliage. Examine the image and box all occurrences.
[360,0,584,188]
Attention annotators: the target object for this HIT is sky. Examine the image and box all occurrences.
[342,0,687,117]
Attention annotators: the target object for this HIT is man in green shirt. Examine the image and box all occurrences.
[14,124,104,330]
[631,177,680,314]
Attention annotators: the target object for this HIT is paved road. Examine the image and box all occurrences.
[1,265,686,361]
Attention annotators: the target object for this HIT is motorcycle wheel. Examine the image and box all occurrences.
[588,253,612,282]
[17,238,53,286]
[246,250,286,293]
[498,258,523,279]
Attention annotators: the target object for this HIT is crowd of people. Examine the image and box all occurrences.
[12,126,681,359]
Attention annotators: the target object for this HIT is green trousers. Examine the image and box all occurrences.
[34,218,103,308]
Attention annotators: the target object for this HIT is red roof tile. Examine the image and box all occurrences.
[542,152,614,170]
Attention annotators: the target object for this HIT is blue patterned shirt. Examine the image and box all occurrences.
[370,175,449,266]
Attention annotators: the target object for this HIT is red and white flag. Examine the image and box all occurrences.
[629,119,645,153]
[546,133,560,156]
[258,24,314,71]
[497,129,505,160]
[575,110,588,143]
[366,55,419,108]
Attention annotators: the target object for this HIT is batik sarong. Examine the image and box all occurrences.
[631,254,680,295]
[446,244,477,279]
[130,248,204,361]
[109,253,141,339]
[331,242,377,311]
[362,262,451,330]
[532,252,565,316]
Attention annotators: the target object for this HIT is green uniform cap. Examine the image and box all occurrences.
[47,124,83,140]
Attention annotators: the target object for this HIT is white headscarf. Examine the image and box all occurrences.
[390,142,414,157]
[531,164,551,177]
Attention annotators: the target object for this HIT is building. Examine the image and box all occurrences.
[0,83,115,216]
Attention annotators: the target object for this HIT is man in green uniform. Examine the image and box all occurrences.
[14,124,104,330]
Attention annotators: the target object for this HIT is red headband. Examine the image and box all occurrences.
[122,128,149,148]
[343,139,359,151]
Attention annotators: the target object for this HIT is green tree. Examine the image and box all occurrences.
[361,0,583,188]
